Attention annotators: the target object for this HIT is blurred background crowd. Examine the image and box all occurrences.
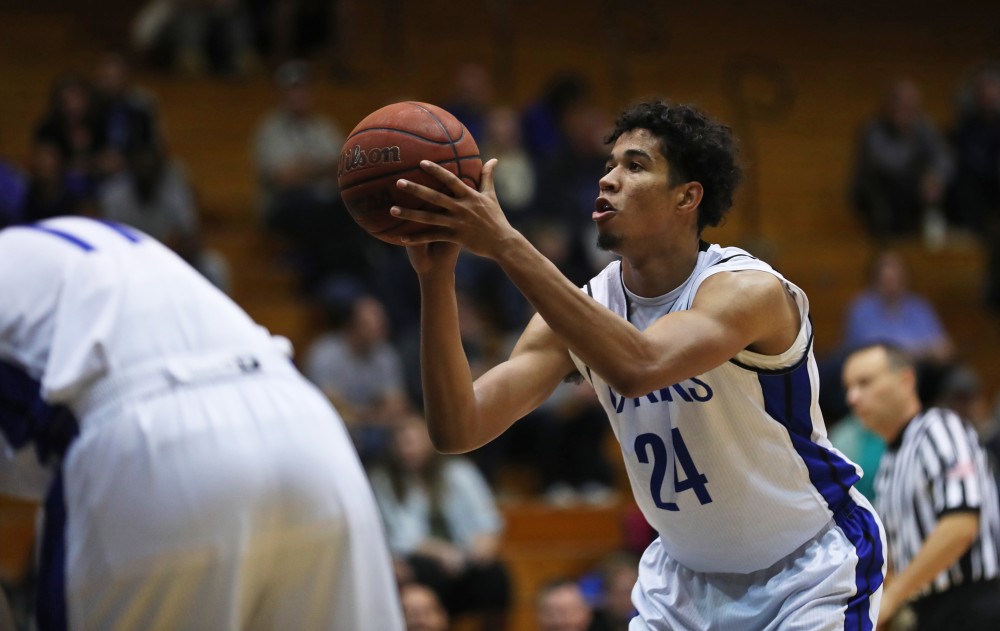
[1,1,999,630]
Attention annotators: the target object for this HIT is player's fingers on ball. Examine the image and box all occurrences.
[390,206,452,226]
[480,159,499,195]
[395,179,457,209]
[419,160,474,197]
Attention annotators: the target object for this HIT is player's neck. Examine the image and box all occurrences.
[621,237,701,298]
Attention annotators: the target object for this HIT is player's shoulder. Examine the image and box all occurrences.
[695,266,788,305]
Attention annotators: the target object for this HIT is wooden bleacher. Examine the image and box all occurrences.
[2,2,1000,630]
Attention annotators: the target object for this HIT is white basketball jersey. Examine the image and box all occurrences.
[569,243,863,573]
[0,216,279,412]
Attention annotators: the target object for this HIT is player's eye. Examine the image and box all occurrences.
[604,163,615,174]
[628,162,643,172]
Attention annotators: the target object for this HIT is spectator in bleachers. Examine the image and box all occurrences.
[819,248,954,424]
[850,78,952,242]
[482,105,537,228]
[132,0,257,76]
[521,72,592,165]
[34,73,107,193]
[400,582,450,631]
[97,144,230,291]
[530,97,611,286]
[947,67,1000,309]
[19,139,94,225]
[577,553,638,631]
[443,62,495,146]
[0,156,28,228]
[530,379,617,507]
[92,52,162,177]
[842,250,953,363]
[536,578,604,631]
[244,0,360,81]
[253,59,371,290]
[304,287,411,462]
[369,414,512,631]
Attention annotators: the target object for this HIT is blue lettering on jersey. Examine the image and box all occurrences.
[609,377,714,413]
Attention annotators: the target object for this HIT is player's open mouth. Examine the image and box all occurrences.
[593,198,618,222]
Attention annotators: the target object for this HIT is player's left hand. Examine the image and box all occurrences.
[391,159,518,260]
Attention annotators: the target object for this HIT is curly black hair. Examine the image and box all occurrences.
[606,101,743,234]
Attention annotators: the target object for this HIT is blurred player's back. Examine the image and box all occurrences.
[0,217,404,631]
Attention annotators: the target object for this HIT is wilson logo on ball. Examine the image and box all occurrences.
[339,144,402,175]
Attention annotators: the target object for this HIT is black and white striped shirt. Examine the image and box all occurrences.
[874,407,1000,596]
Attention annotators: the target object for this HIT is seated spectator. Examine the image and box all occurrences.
[97,145,230,291]
[400,582,450,631]
[531,97,612,285]
[531,379,617,507]
[578,553,639,631]
[92,52,162,177]
[947,67,1000,308]
[536,578,605,631]
[252,60,372,290]
[842,250,953,362]
[304,288,410,462]
[132,0,257,76]
[33,73,107,192]
[443,62,495,145]
[521,72,592,164]
[369,414,512,631]
[245,0,361,81]
[819,249,954,422]
[481,105,537,229]
[20,140,94,225]
[0,157,28,228]
[850,78,952,242]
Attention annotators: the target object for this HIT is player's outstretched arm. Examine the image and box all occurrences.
[408,241,573,453]
[394,162,798,398]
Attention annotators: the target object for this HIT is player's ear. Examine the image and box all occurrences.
[676,182,703,215]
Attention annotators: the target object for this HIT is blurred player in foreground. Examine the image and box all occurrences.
[392,100,886,630]
[0,216,404,631]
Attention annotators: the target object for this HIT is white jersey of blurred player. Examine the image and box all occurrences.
[570,243,886,631]
[0,217,404,631]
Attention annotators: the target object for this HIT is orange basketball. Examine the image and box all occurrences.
[337,101,482,245]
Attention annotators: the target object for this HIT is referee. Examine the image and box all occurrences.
[843,343,1000,630]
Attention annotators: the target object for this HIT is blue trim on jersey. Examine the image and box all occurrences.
[97,219,142,242]
[22,224,95,251]
[757,360,859,510]
[37,469,69,631]
[834,504,885,631]
[757,363,884,629]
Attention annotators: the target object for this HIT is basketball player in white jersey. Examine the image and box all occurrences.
[390,100,886,629]
[0,217,404,631]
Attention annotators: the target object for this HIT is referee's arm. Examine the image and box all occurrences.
[879,510,980,624]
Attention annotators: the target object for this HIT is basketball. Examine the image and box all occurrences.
[337,101,482,245]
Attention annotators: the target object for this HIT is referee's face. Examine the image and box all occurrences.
[842,347,914,437]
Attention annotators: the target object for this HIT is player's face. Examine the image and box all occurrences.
[842,347,910,432]
[594,129,687,253]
